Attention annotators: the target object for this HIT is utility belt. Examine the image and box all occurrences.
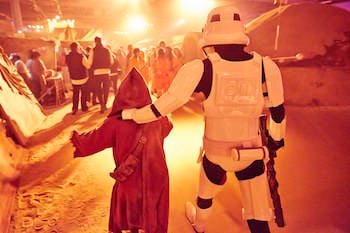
[202,137,267,162]
[110,129,147,182]
[231,146,268,161]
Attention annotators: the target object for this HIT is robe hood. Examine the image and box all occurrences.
[108,67,151,117]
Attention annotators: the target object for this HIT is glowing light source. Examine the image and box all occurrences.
[177,18,185,25]
[126,16,150,33]
[47,16,75,32]
[27,24,45,33]
[177,0,214,32]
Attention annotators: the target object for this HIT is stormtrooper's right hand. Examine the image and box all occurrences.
[267,135,284,152]
[120,108,137,120]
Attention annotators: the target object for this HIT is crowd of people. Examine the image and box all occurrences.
[122,40,185,97]
[7,37,185,115]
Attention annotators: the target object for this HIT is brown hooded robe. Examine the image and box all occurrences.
[71,68,173,233]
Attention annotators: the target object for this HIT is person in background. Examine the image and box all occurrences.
[148,47,157,90]
[110,50,122,95]
[151,48,172,97]
[65,42,90,115]
[125,44,133,70]
[126,47,142,73]
[26,49,48,99]
[164,46,177,87]
[57,45,72,92]
[138,50,150,86]
[87,36,114,113]
[114,47,128,87]
[172,47,184,75]
[120,4,286,233]
[70,68,173,233]
[158,40,167,51]
[84,46,97,105]
[9,53,32,89]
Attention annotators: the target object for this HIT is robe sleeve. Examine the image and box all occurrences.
[71,117,117,157]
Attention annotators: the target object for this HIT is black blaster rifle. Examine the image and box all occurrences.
[259,114,286,227]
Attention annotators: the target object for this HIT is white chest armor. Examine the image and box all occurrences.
[203,52,264,143]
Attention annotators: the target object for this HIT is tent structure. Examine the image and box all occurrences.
[246,2,350,60]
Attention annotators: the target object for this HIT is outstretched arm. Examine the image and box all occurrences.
[123,59,204,124]
[71,118,116,157]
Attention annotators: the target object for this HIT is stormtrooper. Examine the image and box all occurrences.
[122,4,286,233]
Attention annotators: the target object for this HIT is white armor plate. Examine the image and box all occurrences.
[215,73,259,106]
[203,52,264,142]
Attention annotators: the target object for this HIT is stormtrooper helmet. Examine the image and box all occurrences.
[200,4,250,48]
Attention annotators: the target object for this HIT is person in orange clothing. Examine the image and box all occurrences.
[139,50,150,86]
[70,68,173,233]
[172,47,184,75]
[151,48,172,97]
[126,48,142,74]
[126,48,150,90]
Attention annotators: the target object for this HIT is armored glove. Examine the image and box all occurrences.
[267,135,284,152]
[119,108,137,120]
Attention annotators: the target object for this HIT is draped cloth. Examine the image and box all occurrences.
[71,68,173,233]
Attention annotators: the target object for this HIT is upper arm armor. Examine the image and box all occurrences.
[262,57,284,108]
[262,57,286,141]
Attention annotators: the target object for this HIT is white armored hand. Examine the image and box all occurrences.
[121,108,137,120]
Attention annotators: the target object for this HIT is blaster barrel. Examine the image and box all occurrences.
[259,114,286,227]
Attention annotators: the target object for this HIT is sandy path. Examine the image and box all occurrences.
[8,104,350,233]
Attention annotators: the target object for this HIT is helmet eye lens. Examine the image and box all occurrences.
[210,14,221,22]
[233,13,241,21]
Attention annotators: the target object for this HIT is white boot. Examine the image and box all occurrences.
[185,201,211,233]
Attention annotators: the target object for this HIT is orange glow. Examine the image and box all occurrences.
[126,15,151,33]
[179,0,214,15]
[175,0,215,33]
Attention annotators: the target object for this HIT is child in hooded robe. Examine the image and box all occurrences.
[70,68,173,233]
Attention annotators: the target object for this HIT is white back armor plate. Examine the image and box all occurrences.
[203,52,264,142]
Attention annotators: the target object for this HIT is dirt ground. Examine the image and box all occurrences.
[5,94,350,233]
